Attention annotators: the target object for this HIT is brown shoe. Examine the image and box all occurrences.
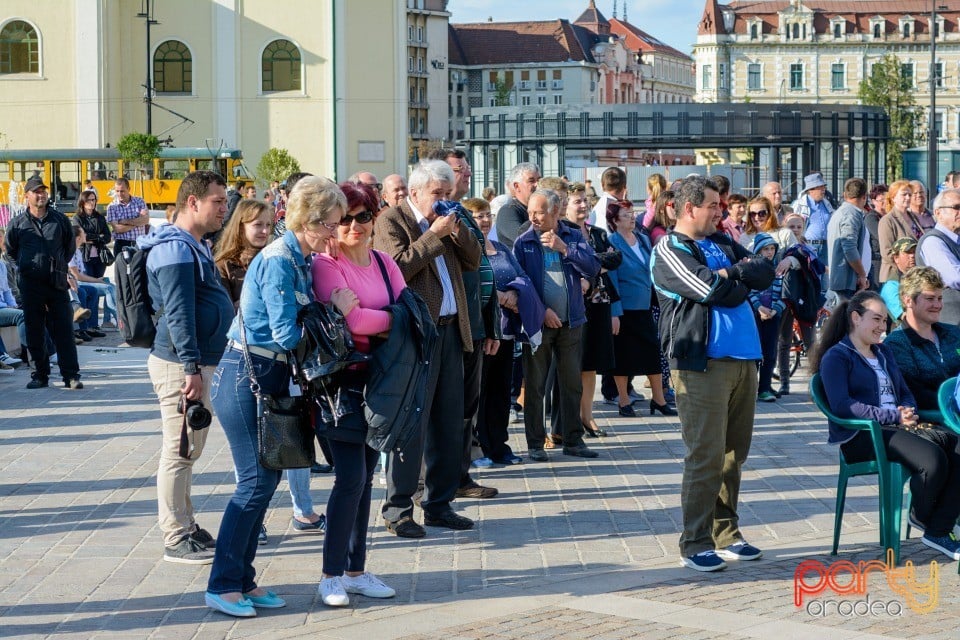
[73,307,91,323]
[456,482,498,499]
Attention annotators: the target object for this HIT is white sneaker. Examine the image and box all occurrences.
[510,408,523,423]
[340,572,396,599]
[0,353,22,366]
[318,576,350,607]
[0,362,13,374]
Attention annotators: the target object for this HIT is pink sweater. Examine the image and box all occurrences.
[312,250,406,353]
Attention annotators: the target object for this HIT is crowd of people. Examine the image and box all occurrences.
[9,157,960,612]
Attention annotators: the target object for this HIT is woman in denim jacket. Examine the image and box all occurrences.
[205,177,356,618]
[811,290,960,562]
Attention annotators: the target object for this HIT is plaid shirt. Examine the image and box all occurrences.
[106,196,148,241]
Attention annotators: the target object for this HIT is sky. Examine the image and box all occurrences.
[447,0,706,57]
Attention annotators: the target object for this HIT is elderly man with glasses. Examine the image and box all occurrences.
[916,188,960,325]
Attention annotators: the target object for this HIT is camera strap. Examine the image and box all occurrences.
[178,410,192,459]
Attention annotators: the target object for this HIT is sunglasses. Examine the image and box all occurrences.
[937,204,960,212]
[339,210,375,226]
[750,210,769,217]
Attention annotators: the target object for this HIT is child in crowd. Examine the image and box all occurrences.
[749,233,785,402]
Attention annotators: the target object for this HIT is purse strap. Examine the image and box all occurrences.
[371,250,395,305]
[235,306,262,395]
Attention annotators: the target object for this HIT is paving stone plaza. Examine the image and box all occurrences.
[1,343,958,639]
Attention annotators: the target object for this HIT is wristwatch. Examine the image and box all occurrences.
[184,362,201,375]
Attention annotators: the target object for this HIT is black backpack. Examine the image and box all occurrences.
[115,245,158,348]
[780,245,826,326]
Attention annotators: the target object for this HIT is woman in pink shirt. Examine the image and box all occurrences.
[311,182,405,608]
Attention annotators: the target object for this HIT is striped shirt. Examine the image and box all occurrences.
[106,196,148,241]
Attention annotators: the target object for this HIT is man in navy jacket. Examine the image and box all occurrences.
[514,189,600,462]
[140,171,234,565]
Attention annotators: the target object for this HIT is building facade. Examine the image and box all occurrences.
[0,0,407,180]
[446,0,695,144]
[694,0,960,143]
[406,0,450,158]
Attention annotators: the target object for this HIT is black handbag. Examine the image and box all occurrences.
[292,301,369,387]
[100,245,116,267]
[237,307,316,470]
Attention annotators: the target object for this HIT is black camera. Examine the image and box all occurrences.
[177,396,212,430]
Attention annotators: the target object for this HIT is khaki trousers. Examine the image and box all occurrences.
[674,358,758,557]
[147,355,215,547]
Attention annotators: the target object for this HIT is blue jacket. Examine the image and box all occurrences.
[607,229,653,316]
[228,230,312,353]
[513,223,600,329]
[139,225,234,368]
[819,337,915,444]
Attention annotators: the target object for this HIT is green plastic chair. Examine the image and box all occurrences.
[936,377,960,435]
[810,373,909,564]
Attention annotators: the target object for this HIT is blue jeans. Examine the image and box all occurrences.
[323,440,380,576]
[287,468,316,518]
[76,285,99,331]
[207,347,288,595]
[0,307,26,350]
[81,279,117,326]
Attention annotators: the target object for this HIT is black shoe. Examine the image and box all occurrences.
[456,481,499,499]
[562,443,599,458]
[64,378,84,390]
[583,420,607,438]
[385,516,425,538]
[777,386,790,397]
[310,462,333,473]
[190,526,217,549]
[291,514,326,531]
[618,404,637,418]
[424,511,474,530]
[528,448,548,462]
[26,376,48,389]
[75,330,93,342]
[85,328,106,338]
[649,400,677,416]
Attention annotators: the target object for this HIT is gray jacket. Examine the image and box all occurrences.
[826,201,867,293]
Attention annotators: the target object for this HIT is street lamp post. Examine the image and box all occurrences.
[137,0,159,135]
[928,2,943,193]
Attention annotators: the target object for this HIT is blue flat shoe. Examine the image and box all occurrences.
[205,592,256,618]
[244,590,286,608]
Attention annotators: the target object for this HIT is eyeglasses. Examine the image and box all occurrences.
[937,204,960,211]
[309,220,339,232]
[472,212,492,219]
[339,210,375,226]
[749,210,769,217]
[666,202,675,208]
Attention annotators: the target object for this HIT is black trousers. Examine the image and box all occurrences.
[478,338,515,460]
[21,281,79,381]
[523,325,584,449]
[842,427,960,537]
[382,323,464,522]
[460,339,483,485]
[323,440,379,576]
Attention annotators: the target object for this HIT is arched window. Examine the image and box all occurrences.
[0,20,39,74]
[153,40,192,94]
[262,39,301,92]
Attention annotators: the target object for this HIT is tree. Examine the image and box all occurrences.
[858,54,919,182]
[116,132,161,205]
[256,148,301,187]
[494,78,513,107]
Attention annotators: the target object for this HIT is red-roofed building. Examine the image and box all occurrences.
[447,1,694,143]
[694,0,960,142]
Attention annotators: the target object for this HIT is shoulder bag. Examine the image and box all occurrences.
[237,307,316,470]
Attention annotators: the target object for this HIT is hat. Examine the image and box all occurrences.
[801,173,827,193]
[891,237,918,254]
[751,232,778,255]
[24,176,48,193]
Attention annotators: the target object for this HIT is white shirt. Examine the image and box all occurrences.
[408,197,457,316]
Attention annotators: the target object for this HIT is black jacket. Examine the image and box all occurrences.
[650,231,762,372]
[363,287,438,453]
[74,211,112,261]
[5,207,74,288]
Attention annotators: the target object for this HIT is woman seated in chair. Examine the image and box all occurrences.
[885,266,960,413]
[810,290,960,560]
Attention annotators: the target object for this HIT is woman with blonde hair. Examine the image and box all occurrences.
[642,173,668,228]
[879,180,926,284]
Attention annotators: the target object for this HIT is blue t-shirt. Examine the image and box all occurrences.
[696,238,762,360]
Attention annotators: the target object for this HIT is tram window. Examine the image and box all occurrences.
[158,160,189,179]
[52,161,82,202]
[87,160,119,181]
[12,161,43,182]
[196,159,227,178]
